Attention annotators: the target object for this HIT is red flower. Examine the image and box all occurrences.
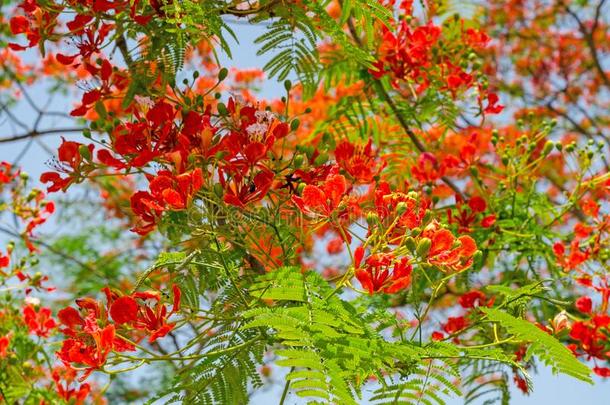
[334,139,384,183]
[0,251,9,269]
[442,316,468,334]
[0,334,11,358]
[9,15,29,34]
[513,374,529,394]
[353,247,413,295]
[326,236,344,254]
[575,296,593,314]
[221,165,274,208]
[57,297,135,380]
[108,285,181,342]
[374,182,429,241]
[593,367,610,378]
[23,304,57,338]
[422,223,477,271]
[553,240,589,270]
[52,367,91,405]
[411,152,445,184]
[292,172,349,218]
[458,290,487,309]
[481,214,496,228]
[431,331,444,341]
[130,169,204,234]
[40,139,93,192]
[484,93,504,114]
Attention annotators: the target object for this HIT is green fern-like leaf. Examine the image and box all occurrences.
[482,308,592,383]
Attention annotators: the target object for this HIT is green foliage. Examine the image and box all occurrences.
[482,308,592,383]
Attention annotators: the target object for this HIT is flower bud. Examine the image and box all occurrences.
[78,144,91,161]
[422,210,432,223]
[403,236,416,252]
[290,119,300,132]
[542,140,554,157]
[416,237,432,258]
[473,250,483,268]
[297,182,306,195]
[366,212,379,226]
[396,202,407,215]
[213,183,224,198]
[217,102,228,116]
[293,154,304,168]
[551,311,571,333]
[218,67,228,82]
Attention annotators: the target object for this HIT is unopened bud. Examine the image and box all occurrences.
[213,183,224,198]
[217,103,228,116]
[78,145,91,161]
[396,202,407,215]
[366,212,379,226]
[290,119,300,132]
[552,311,571,333]
[416,237,432,258]
[542,140,554,157]
[218,67,228,82]
[473,250,483,268]
[404,236,416,252]
[297,183,306,195]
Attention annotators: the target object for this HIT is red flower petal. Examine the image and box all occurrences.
[575,296,592,314]
[56,53,77,65]
[302,185,326,208]
[9,16,29,35]
[110,296,138,324]
[57,307,84,328]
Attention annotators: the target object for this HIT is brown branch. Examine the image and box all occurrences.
[0,128,87,144]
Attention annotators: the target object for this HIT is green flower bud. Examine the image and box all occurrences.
[542,140,554,156]
[218,67,228,82]
[366,212,379,226]
[297,182,306,195]
[213,183,224,198]
[290,119,300,132]
[78,145,91,161]
[217,103,228,116]
[404,236,416,252]
[314,153,328,166]
[396,202,407,215]
[416,237,432,258]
